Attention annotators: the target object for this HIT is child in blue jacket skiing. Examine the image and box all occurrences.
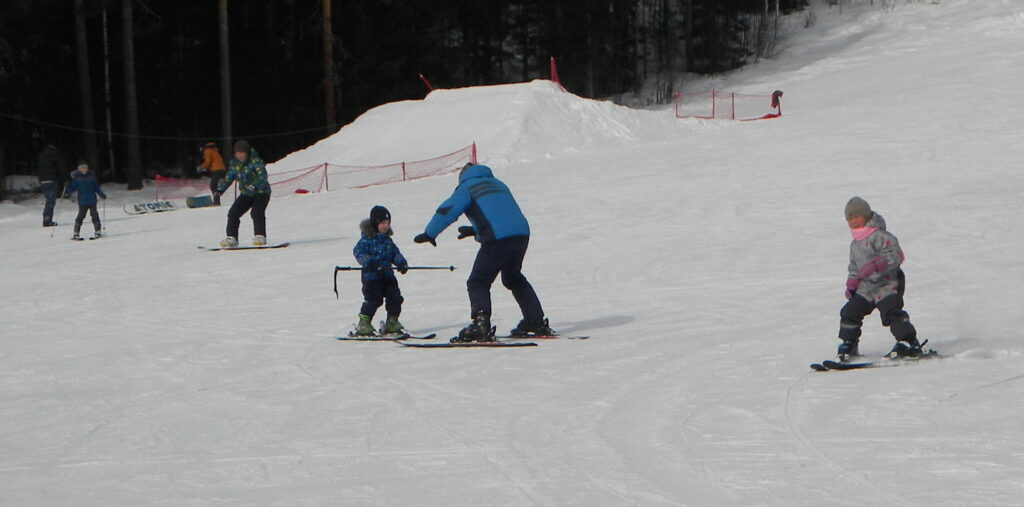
[351,205,410,336]
[837,196,922,361]
[64,161,107,240]
[414,163,552,342]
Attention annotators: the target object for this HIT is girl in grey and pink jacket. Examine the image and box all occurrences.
[836,197,922,361]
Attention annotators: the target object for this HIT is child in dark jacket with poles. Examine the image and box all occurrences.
[351,205,410,336]
[64,161,107,240]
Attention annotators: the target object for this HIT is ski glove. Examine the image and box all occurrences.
[457,226,476,240]
[397,262,409,274]
[413,233,436,246]
[857,256,889,279]
[845,278,860,300]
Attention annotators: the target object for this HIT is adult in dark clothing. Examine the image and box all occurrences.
[214,140,271,248]
[64,161,107,239]
[37,143,66,226]
[414,163,552,342]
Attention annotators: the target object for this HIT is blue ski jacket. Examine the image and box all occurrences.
[65,170,106,206]
[423,164,529,243]
[354,219,408,282]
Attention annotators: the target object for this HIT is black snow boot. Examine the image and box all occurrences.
[510,317,555,337]
[452,312,495,343]
[837,340,860,362]
[888,337,924,359]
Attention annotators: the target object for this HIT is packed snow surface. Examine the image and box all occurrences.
[3,1,1023,505]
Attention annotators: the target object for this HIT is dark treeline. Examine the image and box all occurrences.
[0,0,805,193]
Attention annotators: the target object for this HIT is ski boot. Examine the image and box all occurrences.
[253,235,267,246]
[381,315,405,336]
[71,233,83,241]
[836,339,860,363]
[351,314,377,337]
[510,316,555,337]
[91,231,102,239]
[220,236,239,248]
[451,312,495,343]
[888,337,925,359]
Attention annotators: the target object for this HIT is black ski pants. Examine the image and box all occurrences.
[360,276,403,318]
[74,204,100,234]
[839,269,917,343]
[226,193,270,238]
[209,171,224,205]
[41,181,59,224]
[466,235,544,321]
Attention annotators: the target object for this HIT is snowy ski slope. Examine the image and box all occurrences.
[2,1,1023,505]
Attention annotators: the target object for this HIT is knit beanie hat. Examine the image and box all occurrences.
[77,159,88,169]
[369,205,391,229]
[845,196,872,220]
[233,139,250,154]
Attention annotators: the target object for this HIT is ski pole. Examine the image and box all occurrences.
[333,265,456,299]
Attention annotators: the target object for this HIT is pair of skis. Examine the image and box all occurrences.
[335,332,588,348]
[395,334,588,348]
[336,332,438,341]
[810,348,941,372]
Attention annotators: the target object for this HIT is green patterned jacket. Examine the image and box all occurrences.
[218,149,271,196]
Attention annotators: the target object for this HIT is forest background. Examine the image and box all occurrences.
[0,0,806,196]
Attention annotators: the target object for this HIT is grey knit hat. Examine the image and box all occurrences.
[845,196,872,220]
[233,139,251,154]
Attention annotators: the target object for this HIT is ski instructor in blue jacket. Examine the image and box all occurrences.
[414,163,553,343]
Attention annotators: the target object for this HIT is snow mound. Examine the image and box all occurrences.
[269,80,686,172]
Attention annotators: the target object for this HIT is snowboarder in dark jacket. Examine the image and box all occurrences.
[64,161,106,239]
[352,205,409,336]
[414,163,552,342]
[37,143,66,226]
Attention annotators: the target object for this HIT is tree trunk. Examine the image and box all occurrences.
[322,0,335,134]
[219,0,232,160]
[121,0,143,190]
[74,0,100,177]
[684,0,693,74]
[102,10,117,177]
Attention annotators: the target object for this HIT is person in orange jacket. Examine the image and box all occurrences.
[197,141,226,204]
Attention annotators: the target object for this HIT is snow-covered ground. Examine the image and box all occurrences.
[3,1,1024,505]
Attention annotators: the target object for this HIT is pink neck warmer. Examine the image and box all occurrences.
[850,227,877,241]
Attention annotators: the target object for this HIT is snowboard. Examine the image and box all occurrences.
[124,200,179,215]
[186,195,216,208]
[197,242,289,251]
